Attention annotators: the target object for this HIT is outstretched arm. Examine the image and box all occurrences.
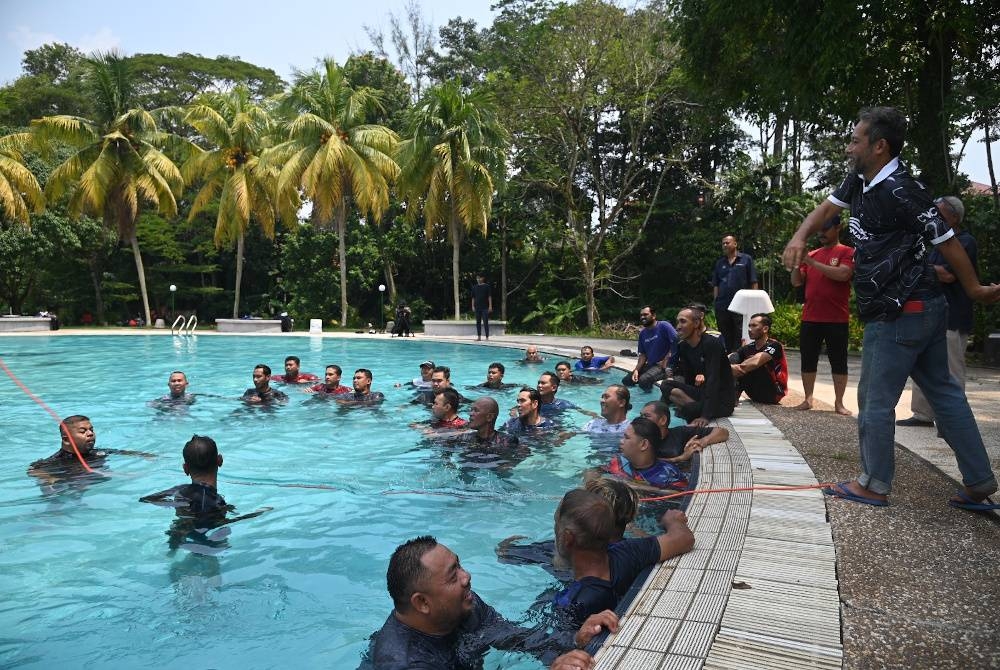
[655,509,695,561]
[783,200,843,269]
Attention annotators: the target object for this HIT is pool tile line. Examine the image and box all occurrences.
[595,403,842,670]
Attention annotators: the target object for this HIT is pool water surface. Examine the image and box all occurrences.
[0,335,681,669]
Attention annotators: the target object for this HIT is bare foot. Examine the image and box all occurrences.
[835,404,853,416]
[793,399,813,410]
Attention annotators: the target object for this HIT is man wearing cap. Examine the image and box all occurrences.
[790,214,855,416]
[897,196,978,429]
[408,361,435,389]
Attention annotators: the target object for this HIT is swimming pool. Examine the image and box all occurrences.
[0,335,688,669]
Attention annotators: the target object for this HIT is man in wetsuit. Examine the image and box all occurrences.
[139,434,228,518]
[504,387,556,436]
[429,389,469,430]
[151,371,195,407]
[338,368,386,405]
[537,372,578,416]
[307,364,352,395]
[468,362,519,391]
[28,415,156,489]
[465,397,518,449]
[729,313,788,405]
[554,361,600,386]
[272,356,319,384]
[639,401,729,463]
[362,535,618,669]
[552,488,694,628]
[241,364,289,404]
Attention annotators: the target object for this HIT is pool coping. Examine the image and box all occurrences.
[6,328,843,668]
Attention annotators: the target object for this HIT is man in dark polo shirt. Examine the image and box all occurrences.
[783,106,1000,511]
[711,234,758,352]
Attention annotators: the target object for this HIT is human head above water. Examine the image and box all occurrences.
[183,434,222,476]
[59,414,95,454]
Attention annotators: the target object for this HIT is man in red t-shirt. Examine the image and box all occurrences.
[790,215,854,415]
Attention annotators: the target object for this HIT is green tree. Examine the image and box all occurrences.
[28,51,185,326]
[0,133,44,225]
[274,58,399,326]
[397,79,507,319]
[0,43,91,126]
[180,85,282,318]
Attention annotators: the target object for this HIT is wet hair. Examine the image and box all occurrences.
[387,535,438,611]
[642,401,671,422]
[432,365,451,379]
[355,368,373,381]
[60,415,90,439]
[858,107,906,157]
[540,371,560,388]
[325,364,343,376]
[255,363,272,376]
[630,416,661,446]
[751,313,772,330]
[284,356,300,365]
[170,370,187,379]
[438,388,460,413]
[585,478,639,534]
[488,362,505,374]
[519,387,541,404]
[555,489,616,551]
[555,360,572,372]
[183,434,219,475]
[608,384,632,411]
[474,396,500,420]
[581,346,594,355]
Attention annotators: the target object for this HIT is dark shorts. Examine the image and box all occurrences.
[799,321,849,375]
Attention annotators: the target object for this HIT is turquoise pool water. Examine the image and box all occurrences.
[0,335,682,669]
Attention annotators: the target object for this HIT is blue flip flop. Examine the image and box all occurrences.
[822,481,889,507]
[948,491,1000,512]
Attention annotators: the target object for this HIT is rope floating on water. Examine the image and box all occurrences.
[0,356,93,473]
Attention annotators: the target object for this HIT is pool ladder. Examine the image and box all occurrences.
[171,314,198,336]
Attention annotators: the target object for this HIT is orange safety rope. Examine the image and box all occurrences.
[639,482,832,503]
[0,356,94,473]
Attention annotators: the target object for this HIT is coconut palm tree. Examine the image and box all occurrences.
[396,81,507,319]
[0,133,45,225]
[180,86,282,319]
[273,58,399,327]
[29,51,184,326]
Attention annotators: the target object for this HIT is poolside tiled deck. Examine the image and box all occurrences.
[596,403,842,670]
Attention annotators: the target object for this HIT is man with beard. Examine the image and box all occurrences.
[621,306,677,392]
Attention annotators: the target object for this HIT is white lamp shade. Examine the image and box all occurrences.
[727,289,774,315]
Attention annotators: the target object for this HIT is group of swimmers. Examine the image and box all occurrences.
[26,344,731,669]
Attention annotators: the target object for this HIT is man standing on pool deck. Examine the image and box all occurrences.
[621,306,677,392]
[470,273,492,341]
[782,106,1000,511]
[242,364,289,404]
[712,234,758,353]
[362,535,618,669]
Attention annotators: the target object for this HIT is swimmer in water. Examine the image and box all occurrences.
[150,370,195,408]
[554,361,601,386]
[241,364,289,404]
[336,368,386,405]
[467,362,519,391]
[306,364,352,395]
[523,345,545,363]
[503,388,555,435]
[272,356,319,384]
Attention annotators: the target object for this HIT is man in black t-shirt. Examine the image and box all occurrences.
[729,313,788,405]
[783,106,1000,511]
[470,273,492,341]
[660,307,735,426]
[639,401,729,462]
[360,535,618,669]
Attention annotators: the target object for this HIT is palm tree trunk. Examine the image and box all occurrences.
[450,211,461,320]
[336,201,349,326]
[128,230,152,327]
[985,119,999,212]
[89,257,106,325]
[232,231,245,319]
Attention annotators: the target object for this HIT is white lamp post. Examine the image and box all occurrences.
[378,284,386,333]
[169,284,177,318]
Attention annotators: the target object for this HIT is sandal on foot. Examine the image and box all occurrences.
[822,481,889,507]
[948,491,1000,512]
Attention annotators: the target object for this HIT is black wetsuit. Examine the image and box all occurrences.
[655,425,716,459]
[241,387,289,403]
[361,593,572,669]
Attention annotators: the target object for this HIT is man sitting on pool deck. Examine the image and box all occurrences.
[599,417,687,492]
[582,385,631,434]
[552,488,694,628]
[241,364,289,404]
[728,313,788,405]
[306,364,352,395]
[337,368,386,405]
[362,535,618,669]
[639,401,730,463]
[272,356,319,384]
[150,370,195,408]
[28,415,156,487]
[575,346,615,371]
[505,387,556,435]
[660,306,735,427]
[554,361,601,386]
[468,362,519,390]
